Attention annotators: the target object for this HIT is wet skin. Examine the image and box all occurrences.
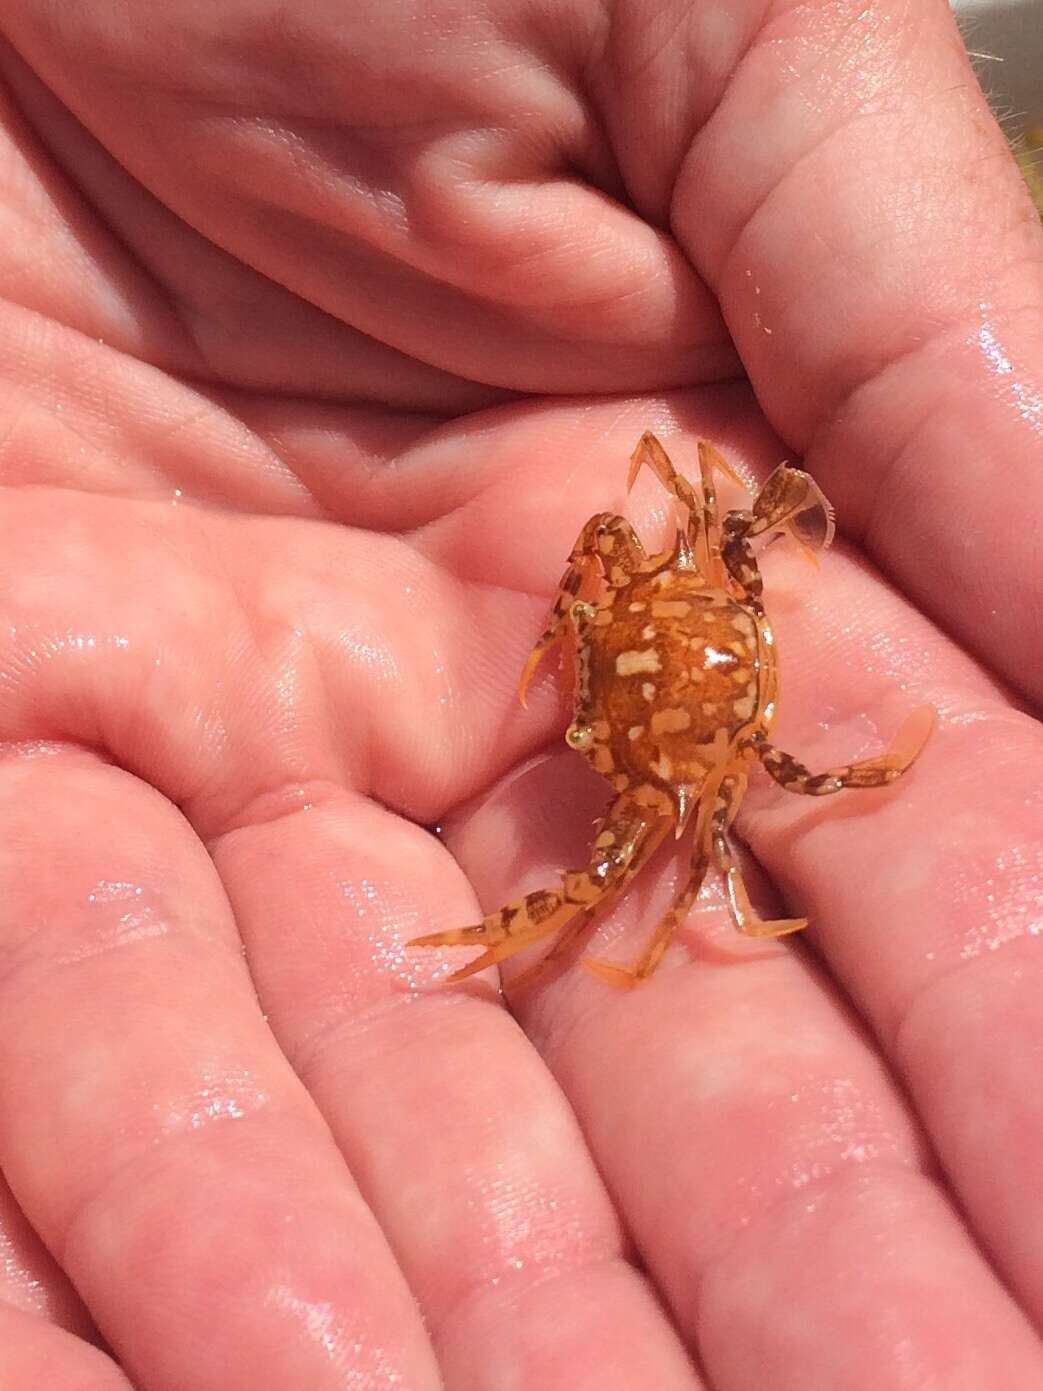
[0,3,1042,1390]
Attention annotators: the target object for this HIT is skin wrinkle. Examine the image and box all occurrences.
[892,933,1043,1067]
[597,0,772,222]
[714,172,1021,447]
[0,10,734,392]
[689,1158,925,1324]
[431,1247,644,1352]
[0,47,503,413]
[55,1097,279,1271]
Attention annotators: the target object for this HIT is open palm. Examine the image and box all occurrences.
[2,2,1043,1387]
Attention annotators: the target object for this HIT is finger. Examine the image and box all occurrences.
[211,788,704,1389]
[660,0,1043,702]
[0,1170,96,1337]
[0,1305,132,1391]
[0,746,441,1391]
[444,750,1043,1389]
[0,41,510,416]
[4,4,736,396]
[723,537,1043,1331]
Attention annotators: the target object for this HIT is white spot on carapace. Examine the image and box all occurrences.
[733,694,755,720]
[628,601,646,613]
[690,726,733,767]
[641,682,656,702]
[651,753,674,780]
[628,725,644,741]
[704,646,737,669]
[594,830,616,848]
[651,708,692,736]
[651,600,691,618]
[641,624,656,640]
[616,649,661,676]
[593,746,615,773]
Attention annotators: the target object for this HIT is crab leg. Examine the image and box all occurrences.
[627,432,701,512]
[696,439,745,585]
[628,432,744,585]
[583,773,723,988]
[518,512,645,705]
[754,706,935,796]
[508,908,600,992]
[409,888,590,984]
[410,795,670,984]
[710,773,808,938]
[583,841,711,988]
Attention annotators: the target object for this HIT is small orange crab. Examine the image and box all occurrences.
[412,433,933,988]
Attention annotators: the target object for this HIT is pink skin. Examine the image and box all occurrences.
[0,1,1040,1387]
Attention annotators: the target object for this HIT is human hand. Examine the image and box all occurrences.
[0,2,1042,1388]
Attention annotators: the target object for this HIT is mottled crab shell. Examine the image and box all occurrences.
[567,563,774,799]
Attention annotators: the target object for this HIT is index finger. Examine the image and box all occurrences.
[658,0,1043,702]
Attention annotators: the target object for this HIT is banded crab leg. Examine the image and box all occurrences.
[409,795,671,984]
[753,705,935,796]
[517,512,646,706]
